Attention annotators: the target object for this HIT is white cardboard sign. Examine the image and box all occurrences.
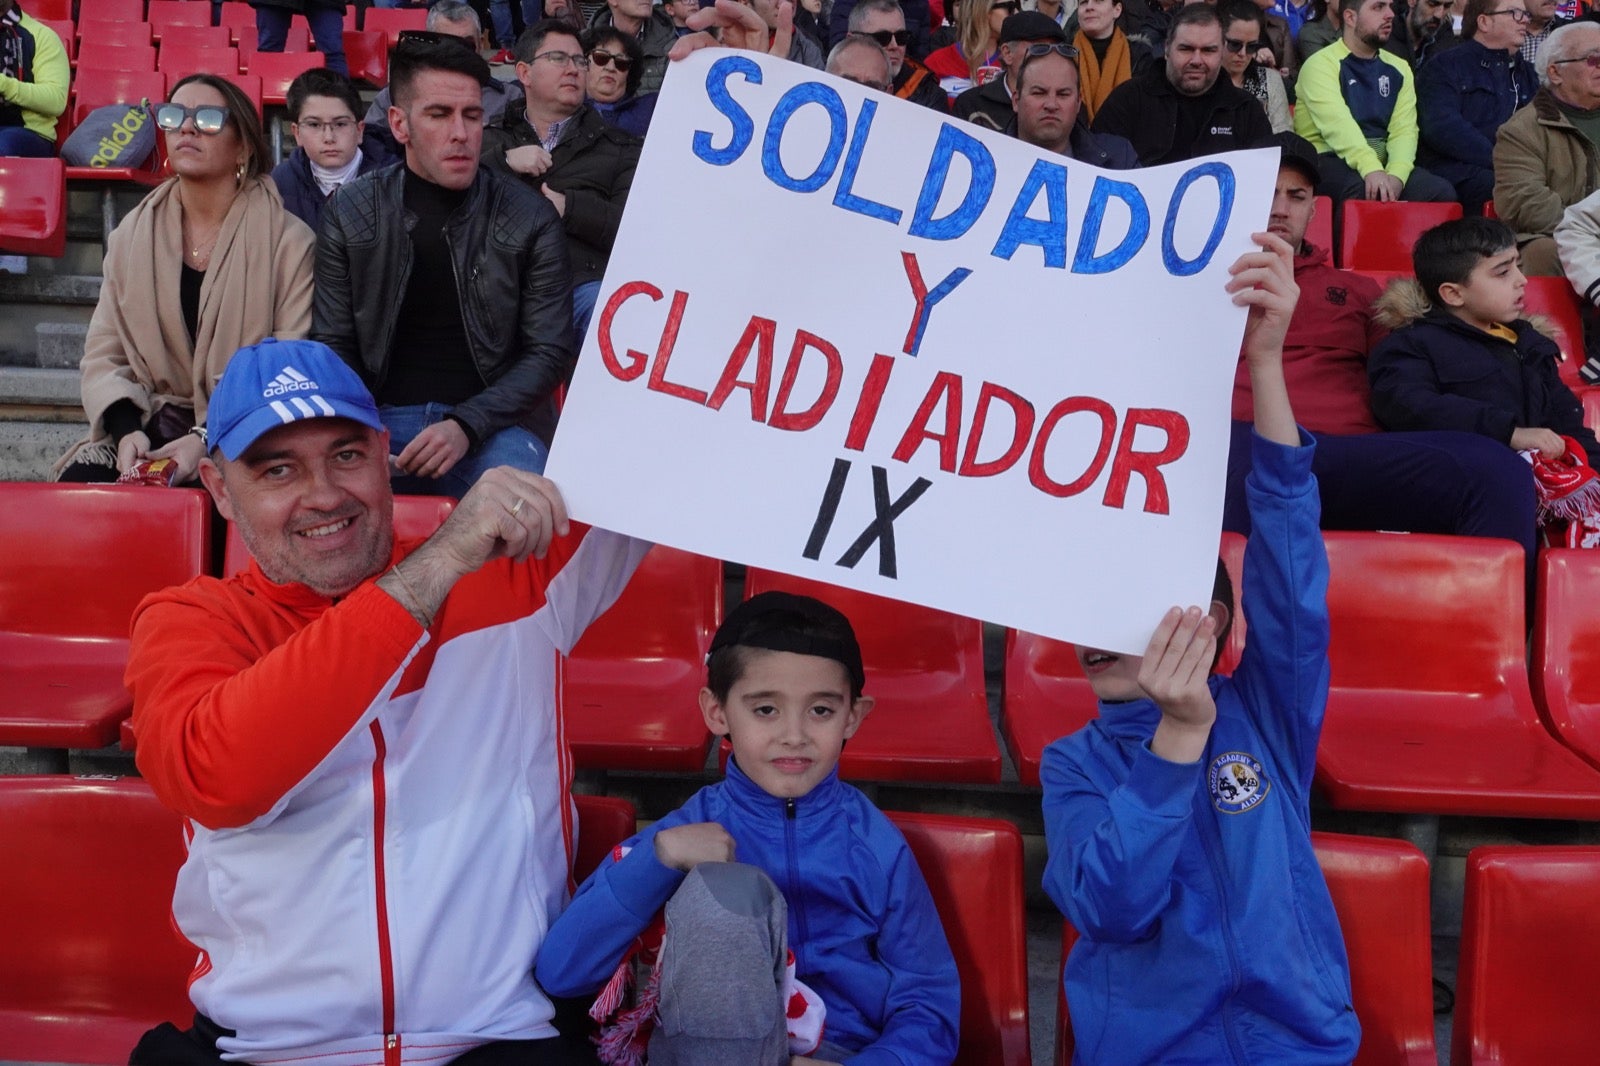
[545,49,1277,654]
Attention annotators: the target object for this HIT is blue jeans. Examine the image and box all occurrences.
[380,402,549,499]
[0,127,55,157]
[573,279,601,341]
[256,6,348,76]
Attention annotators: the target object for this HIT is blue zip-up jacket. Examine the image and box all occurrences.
[1042,431,1361,1066]
[1417,39,1537,174]
[536,759,960,1065]
[268,145,386,236]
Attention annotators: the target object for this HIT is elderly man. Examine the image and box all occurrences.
[1093,3,1274,165]
[826,32,896,89]
[484,19,640,338]
[1009,42,1140,164]
[126,337,645,1065]
[1295,0,1456,202]
[953,10,1071,128]
[850,0,949,109]
[362,2,525,163]
[1495,20,1600,274]
[1417,0,1538,208]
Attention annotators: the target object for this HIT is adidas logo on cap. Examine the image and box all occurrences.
[262,365,318,398]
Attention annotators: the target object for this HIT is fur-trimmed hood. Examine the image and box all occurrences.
[1373,275,1559,342]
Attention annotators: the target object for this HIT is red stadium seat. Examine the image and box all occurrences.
[38,18,75,60]
[74,40,157,71]
[1315,532,1600,818]
[63,69,167,187]
[1520,275,1587,391]
[0,157,67,258]
[572,794,636,884]
[159,24,232,50]
[146,0,213,39]
[560,546,721,772]
[218,1,257,44]
[1000,534,1244,787]
[77,0,145,21]
[0,486,211,749]
[237,20,311,67]
[1453,845,1600,1065]
[0,776,195,1063]
[886,812,1030,1066]
[1339,201,1464,271]
[1306,194,1334,256]
[1055,832,1436,1066]
[1532,549,1600,772]
[29,0,73,19]
[740,570,1001,783]
[361,7,429,39]
[76,19,153,48]
[222,494,454,577]
[246,49,325,106]
[343,28,388,87]
[158,44,241,79]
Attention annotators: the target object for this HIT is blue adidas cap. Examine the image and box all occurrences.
[207,338,386,461]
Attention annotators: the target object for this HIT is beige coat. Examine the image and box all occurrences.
[1493,88,1600,244]
[56,176,315,474]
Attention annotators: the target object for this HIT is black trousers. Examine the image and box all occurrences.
[130,1014,600,1066]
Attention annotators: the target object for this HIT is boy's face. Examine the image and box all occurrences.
[700,649,872,800]
[292,93,362,170]
[1448,247,1526,327]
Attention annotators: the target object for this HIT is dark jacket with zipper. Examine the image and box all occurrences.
[481,103,640,286]
[1417,39,1537,174]
[312,163,574,443]
[1092,64,1275,166]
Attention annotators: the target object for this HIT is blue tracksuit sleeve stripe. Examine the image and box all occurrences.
[1229,429,1330,803]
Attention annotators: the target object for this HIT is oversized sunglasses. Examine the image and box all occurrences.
[588,48,635,71]
[855,28,912,46]
[1224,36,1264,53]
[155,103,229,134]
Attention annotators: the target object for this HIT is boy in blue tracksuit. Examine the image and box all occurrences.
[1041,230,1362,1065]
[537,593,960,1065]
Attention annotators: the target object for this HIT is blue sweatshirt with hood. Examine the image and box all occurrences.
[1042,431,1361,1065]
[536,759,960,1065]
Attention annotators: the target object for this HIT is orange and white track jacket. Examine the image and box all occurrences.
[125,525,650,1066]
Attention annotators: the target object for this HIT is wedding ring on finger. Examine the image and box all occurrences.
[510,496,526,517]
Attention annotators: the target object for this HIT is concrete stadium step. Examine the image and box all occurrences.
[0,421,85,481]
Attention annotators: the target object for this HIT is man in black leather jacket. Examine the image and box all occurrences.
[314,35,574,496]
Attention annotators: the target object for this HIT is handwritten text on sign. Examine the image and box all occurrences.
[546,49,1277,654]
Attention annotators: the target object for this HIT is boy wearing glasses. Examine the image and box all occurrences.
[1417,0,1537,209]
[271,69,385,232]
[484,19,641,339]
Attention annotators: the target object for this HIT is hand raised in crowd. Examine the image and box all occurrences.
[145,432,207,485]
[506,144,554,178]
[653,821,737,870]
[1227,230,1299,372]
[396,419,470,479]
[379,467,571,627]
[116,429,153,476]
[1511,426,1567,458]
[669,0,795,61]
[1140,606,1220,764]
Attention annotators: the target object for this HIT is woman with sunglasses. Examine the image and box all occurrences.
[1221,2,1291,131]
[584,24,659,137]
[55,74,314,485]
[1073,0,1155,122]
[925,0,1011,99]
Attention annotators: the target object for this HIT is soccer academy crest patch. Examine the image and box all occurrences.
[1209,752,1270,813]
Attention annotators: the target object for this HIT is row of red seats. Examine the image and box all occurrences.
[1055,834,1600,1066]
[0,775,1030,1065]
[1008,532,1600,820]
[31,0,426,38]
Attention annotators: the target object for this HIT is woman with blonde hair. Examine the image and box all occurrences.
[924,0,1014,99]
[56,73,314,484]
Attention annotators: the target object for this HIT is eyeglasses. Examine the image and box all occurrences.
[295,117,358,136]
[991,1,1021,12]
[155,103,229,134]
[395,29,480,51]
[1555,50,1600,67]
[1486,7,1531,21]
[854,28,912,46]
[531,49,589,69]
[1023,41,1080,58]
[1224,36,1264,53]
[588,48,634,71]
